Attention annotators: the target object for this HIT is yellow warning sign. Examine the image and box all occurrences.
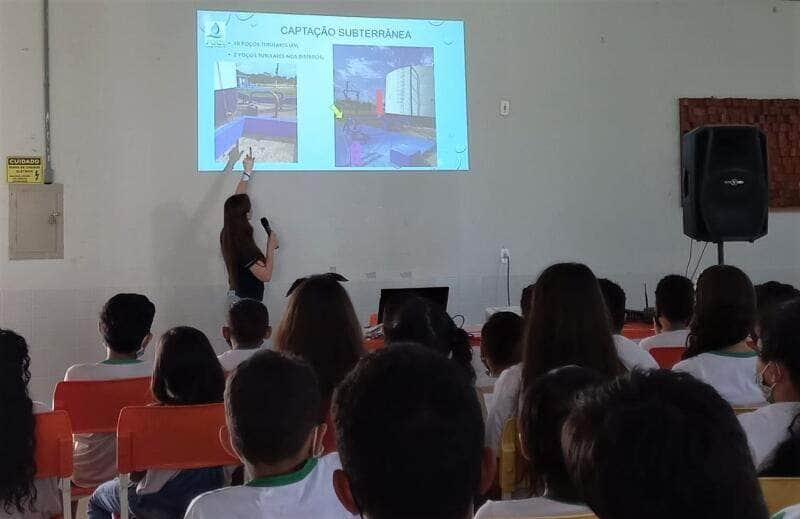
[6,156,44,184]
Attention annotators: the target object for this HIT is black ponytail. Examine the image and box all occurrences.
[384,296,475,382]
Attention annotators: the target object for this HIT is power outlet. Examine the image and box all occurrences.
[500,247,510,264]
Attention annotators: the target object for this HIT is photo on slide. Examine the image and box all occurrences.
[213,61,298,164]
[333,45,437,168]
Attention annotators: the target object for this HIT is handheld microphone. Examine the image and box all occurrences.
[260,217,271,236]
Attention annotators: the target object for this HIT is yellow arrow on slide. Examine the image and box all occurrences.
[330,104,343,119]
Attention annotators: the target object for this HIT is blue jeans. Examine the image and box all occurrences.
[87,468,223,519]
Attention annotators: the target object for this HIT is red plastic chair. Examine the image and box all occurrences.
[621,322,655,341]
[53,377,153,498]
[116,404,240,519]
[35,411,74,519]
[650,347,686,369]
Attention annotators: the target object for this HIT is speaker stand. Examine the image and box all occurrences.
[717,242,725,265]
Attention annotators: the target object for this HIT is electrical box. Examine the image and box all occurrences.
[9,183,63,260]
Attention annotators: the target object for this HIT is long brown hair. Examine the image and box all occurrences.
[683,265,756,359]
[521,263,623,391]
[220,194,264,287]
[274,274,365,400]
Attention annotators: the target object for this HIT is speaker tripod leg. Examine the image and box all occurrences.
[717,242,725,265]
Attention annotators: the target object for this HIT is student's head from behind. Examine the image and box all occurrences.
[520,365,603,501]
[685,265,756,359]
[225,350,324,471]
[654,274,694,332]
[152,326,225,406]
[99,293,155,356]
[598,279,626,334]
[757,298,800,404]
[333,345,494,519]
[563,370,768,519]
[0,329,36,514]
[754,281,800,341]
[222,299,271,349]
[520,283,535,319]
[480,311,523,376]
[384,296,475,382]
[523,263,621,390]
[274,273,364,399]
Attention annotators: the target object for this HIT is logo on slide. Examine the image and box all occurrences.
[204,21,226,47]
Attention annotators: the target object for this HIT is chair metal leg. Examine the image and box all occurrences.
[119,473,130,519]
[60,478,72,519]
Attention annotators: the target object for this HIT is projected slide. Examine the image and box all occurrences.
[197,11,468,172]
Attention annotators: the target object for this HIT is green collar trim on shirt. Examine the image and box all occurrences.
[708,350,757,359]
[100,359,143,365]
[246,458,317,488]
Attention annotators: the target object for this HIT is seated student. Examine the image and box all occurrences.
[218,299,271,372]
[64,293,156,489]
[485,263,623,456]
[563,370,770,519]
[476,366,603,518]
[87,327,226,519]
[273,273,365,452]
[598,279,658,370]
[480,311,523,378]
[753,281,800,342]
[775,504,800,519]
[639,274,694,351]
[742,299,800,476]
[384,296,476,382]
[0,329,61,519]
[673,265,766,407]
[185,350,354,519]
[520,283,535,320]
[332,345,495,519]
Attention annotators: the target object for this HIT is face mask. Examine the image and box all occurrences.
[756,363,776,403]
[311,426,325,459]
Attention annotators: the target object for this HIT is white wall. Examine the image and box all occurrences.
[1,0,799,401]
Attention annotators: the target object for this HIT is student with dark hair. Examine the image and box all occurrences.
[753,281,800,342]
[598,279,658,371]
[274,274,365,452]
[640,274,694,351]
[385,296,475,382]
[88,327,226,519]
[333,345,494,519]
[673,265,765,407]
[64,293,156,489]
[476,366,603,518]
[739,298,800,474]
[563,370,769,519]
[0,329,61,519]
[480,312,523,377]
[485,263,623,454]
[219,299,271,372]
[520,284,535,319]
[185,350,353,518]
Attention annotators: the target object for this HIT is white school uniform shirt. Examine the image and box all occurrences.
[672,351,767,408]
[639,329,690,351]
[218,347,262,372]
[184,453,356,519]
[613,335,659,371]
[476,497,592,519]
[63,358,153,488]
[775,504,800,519]
[738,401,800,471]
[484,364,522,452]
[5,402,64,519]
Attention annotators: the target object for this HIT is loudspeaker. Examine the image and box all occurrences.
[682,125,768,242]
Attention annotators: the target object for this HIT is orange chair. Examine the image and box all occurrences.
[621,322,655,341]
[53,377,153,499]
[116,403,240,519]
[35,411,74,519]
[760,477,800,515]
[649,347,686,369]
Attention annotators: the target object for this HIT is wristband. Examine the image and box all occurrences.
[242,171,251,182]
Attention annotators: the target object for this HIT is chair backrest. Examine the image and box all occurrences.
[621,323,655,341]
[53,377,153,433]
[760,477,800,514]
[650,347,686,369]
[734,407,759,415]
[34,411,73,479]
[499,417,529,499]
[117,403,239,473]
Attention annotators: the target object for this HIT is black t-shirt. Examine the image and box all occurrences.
[234,253,264,301]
